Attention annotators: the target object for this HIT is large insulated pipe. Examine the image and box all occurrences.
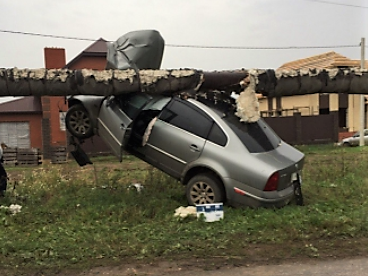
[201,70,248,90]
[1,67,368,123]
[0,68,203,97]
[253,68,368,97]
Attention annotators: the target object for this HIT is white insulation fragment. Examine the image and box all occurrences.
[139,69,170,84]
[235,73,260,123]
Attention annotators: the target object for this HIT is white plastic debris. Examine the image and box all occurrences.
[128,183,144,192]
[174,206,197,218]
[0,204,22,215]
[9,204,22,215]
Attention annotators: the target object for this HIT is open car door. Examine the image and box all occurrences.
[97,94,154,161]
[97,97,133,162]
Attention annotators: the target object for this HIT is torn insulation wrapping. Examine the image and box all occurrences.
[235,74,260,122]
[2,67,368,124]
[253,67,368,97]
[0,68,203,97]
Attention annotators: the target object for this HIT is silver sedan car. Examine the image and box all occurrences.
[66,92,304,208]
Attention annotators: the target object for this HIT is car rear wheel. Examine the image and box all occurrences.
[186,174,225,205]
[65,104,94,139]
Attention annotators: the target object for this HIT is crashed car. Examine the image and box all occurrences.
[65,92,304,208]
[65,29,304,208]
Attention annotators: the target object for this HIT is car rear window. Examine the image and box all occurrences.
[197,98,281,153]
[223,113,281,153]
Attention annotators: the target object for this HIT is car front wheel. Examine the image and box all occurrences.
[186,174,225,205]
[65,104,94,139]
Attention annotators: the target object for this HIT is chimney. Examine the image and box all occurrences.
[42,48,68,160]
[44,48,66,69]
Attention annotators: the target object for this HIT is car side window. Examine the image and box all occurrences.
[159,99,212,139]
[117,93,151,119]
[207,123,227,146]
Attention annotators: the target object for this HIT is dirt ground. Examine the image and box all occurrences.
[75,238,368,276]
[2,237,367,276]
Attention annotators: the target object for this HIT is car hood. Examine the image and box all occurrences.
[343,137,353,142]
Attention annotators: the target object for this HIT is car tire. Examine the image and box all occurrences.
[186,173,225,205]
[343,142,350,147]
[65,104,94,139]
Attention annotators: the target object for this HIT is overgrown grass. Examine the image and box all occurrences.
[1,145,368,271]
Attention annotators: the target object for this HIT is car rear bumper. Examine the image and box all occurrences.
[224,178,296,208]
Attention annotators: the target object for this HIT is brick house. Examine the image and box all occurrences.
[0,97,43,149]
[0,38,110,157]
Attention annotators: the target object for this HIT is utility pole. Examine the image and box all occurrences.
[360,37,365,146]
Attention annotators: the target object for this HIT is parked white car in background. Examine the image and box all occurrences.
[340,129,368,146]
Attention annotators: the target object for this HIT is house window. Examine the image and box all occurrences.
[0,122,30,148]
[59,111,66,131]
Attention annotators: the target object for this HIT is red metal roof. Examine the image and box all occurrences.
[83,38,108,53]
[65,38,108,68]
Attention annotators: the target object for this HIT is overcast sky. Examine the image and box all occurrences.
[0,0,367,71]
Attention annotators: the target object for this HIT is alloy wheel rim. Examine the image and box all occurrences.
[190,181,215,204]
[70,111,90,135]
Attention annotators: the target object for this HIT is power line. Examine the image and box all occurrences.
[165,43,358,50]
[0,29,360,50]
[0,30,96,42]
[302,0,368,9]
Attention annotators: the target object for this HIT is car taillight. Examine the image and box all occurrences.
[264,172,279,191]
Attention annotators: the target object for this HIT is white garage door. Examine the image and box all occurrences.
[0,122,30,148]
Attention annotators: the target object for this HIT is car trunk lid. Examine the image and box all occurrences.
[254,142,304,191]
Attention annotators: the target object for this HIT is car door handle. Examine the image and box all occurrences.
[190,144,200,152]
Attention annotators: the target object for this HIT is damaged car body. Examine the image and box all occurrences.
[65,30,305,208]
